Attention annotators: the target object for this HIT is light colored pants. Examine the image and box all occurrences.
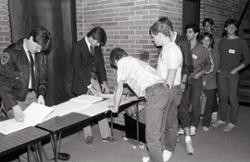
[83,118,111,138]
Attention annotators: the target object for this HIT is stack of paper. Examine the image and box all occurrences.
[42,100,92,122]
[0,103,54,135]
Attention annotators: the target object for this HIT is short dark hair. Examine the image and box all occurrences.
[28,26,52,52]
[224,19,238,28]
[199,32,215,48]
[221,19,238,37]
[87,26,107,46]
[149,21,171,37]
[202,18,214,27]
[185,23,200,37]
[110,48,128,67]
[158,16,174,31]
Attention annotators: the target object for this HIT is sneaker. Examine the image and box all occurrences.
[142,156,150,162]
[185,136,194,155]
[224,123,236,132]
[212,120,226,127]
[190,126,196,136]
[202,126,209,131]
[102,137,117,143]
[211,112,218,123]
[85,136,94,144]
[177,128,184,136]
[163,149,172,162]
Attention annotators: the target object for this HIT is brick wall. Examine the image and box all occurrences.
[200,0,250,37]
[76,0,183,90]
[0,0,11,52]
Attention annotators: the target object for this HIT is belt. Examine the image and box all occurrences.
[145,83,164,94]
[28,89,34,92]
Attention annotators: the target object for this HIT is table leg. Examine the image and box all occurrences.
[110,112,114,137]
[27,145,31,162]
[50,133,58,162]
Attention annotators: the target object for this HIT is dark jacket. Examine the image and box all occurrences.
[0,39,48,110]
[71,37,107,95]
[175,34,193,76]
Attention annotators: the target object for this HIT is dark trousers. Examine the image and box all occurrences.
[218,72,239,124]
[202,89,217,127]
[178,78,203,128]
[162,85,182,152]
[145,84,174,162]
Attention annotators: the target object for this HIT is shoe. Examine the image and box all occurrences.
[58,152,70,161]
[163,149,172,162]
[211,112,218,123]
[85,136,93,144]
[185,136,194,155]
[190,126,196,136]
[202,126,209,131]
[224,123,236,132]
[102,136,117,143]
[212,120,226,127]
[142,156,150,162]
[177,128,184,136]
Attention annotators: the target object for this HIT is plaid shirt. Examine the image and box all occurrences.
[117,56,163,97]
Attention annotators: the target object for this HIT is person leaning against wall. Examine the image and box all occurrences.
[0,26,52,122]
[213,19,250,132]
[71,26,116,144]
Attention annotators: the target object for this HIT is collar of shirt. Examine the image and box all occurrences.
[85,36,92,52]
[172,31,177,42]
[23,39,34,62]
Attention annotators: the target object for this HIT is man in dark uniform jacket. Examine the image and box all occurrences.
[0,26,52,122]
[71,26,115,144]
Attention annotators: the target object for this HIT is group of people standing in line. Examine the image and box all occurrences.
[0,14,249,162]
[109,17,249,162]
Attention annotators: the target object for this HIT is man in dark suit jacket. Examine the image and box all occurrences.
[71,27,115,144]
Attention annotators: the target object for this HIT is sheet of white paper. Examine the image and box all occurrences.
[70,94,103,104]
[23,102,54,126]
[0,119,31,135]
[42,100,92,122]
[77,96,139,117]
[100,93,114,99]
[77,99,112,116]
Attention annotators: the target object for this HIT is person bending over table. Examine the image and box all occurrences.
[109,47,175,162]
[0,26,51,122]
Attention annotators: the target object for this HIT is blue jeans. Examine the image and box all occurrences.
[162,85,182,152]
[202,89,217,127]
[178,78,203,128]
[145,83,174,162]
[218,72,239,124]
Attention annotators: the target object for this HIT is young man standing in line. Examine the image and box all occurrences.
[178,23,211,155]
[213,19,250,131]
[149,21,183,162]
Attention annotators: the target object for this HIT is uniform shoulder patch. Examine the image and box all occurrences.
[1,52,10,65]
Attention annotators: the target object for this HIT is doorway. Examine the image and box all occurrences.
[182,0,200,34]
